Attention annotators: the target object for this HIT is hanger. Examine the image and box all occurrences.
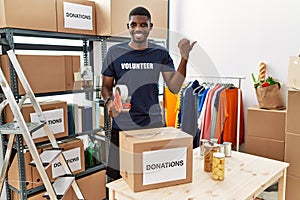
[193,85,205,95]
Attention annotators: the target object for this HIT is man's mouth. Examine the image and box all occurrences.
[134,33,143,38]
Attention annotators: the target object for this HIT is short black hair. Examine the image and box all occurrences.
[129,6,151,21]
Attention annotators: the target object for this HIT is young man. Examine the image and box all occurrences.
[101,6,196,180]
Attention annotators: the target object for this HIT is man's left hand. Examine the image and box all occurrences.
[178,38,197,60]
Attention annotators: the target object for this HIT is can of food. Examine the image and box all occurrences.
[210,138,218,145]
[204,144,218,172]
[212,152,225,181]
[223,142,232,157]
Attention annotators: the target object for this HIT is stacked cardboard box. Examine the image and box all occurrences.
[285,90,300,200]
[1,0,168,37]
[0,55,82,95]
[0,0,96,35]
[245,107,286,161]
[4,101,69,144]
[7,138,85,192]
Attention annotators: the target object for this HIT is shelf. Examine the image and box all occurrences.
[0,28,103,41]
[0,27,109,200]
[32,88,101,97]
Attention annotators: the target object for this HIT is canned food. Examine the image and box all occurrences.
[223,142,232,157]
[210,138,218,145]
[212,152,225,181]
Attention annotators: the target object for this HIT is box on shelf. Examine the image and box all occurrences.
[91,0,168,39]
[56,0,96,35]
[286,90,300,134]
[0,0,57,32]
[34,138,85,182]
[120,127,193,192]
[245,136,285,161]
[4,101,68,144]
[68,169,106,199]
[246,107,286,141]
[285,132,300,178]
[0,55,81,95]
[8,149,36,190]
[10,186,73,200]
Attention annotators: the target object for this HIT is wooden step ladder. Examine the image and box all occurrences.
[0,48,85,199]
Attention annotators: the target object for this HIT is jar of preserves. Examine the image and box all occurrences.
[204,144,218,172]
[212,152,225,181]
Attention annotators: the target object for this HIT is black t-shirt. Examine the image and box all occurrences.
[102,42,175,130]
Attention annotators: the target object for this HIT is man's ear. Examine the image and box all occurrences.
[150,23,153,30]
[127,23,129,29]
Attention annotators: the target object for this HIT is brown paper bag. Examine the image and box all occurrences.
[255,84,285,110]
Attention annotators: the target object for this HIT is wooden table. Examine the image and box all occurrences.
[106,148,289,200]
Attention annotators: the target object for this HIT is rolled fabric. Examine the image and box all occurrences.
[259,62,267,81]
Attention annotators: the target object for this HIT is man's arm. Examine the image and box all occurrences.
[101,75,114,101]
[163,38,196,94]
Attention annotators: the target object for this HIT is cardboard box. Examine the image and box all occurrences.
[286,175,300,200]
[245,136,285,161]
[246,107,286,141]
[8,149,33,190]
[286,90,300,134]
[36,138,85,182]
[11,187,73,200]
[284,132,300,178]
[120,127,193,192]
[4,101,68,144]
[56,0,96,35]
[0,54,81,95]
[0,0,57,32]
[92,0,168,39]
[73,170,106,199]
[287,56,300,90]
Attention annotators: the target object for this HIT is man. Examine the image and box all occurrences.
[101,6,196,180]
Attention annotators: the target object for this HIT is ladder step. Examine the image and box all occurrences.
[0,122,46,135]
[43,176,75,199]
[29,149,62,168]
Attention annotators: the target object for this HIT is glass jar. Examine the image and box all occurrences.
[200,139,209,157]
[204,144,218,172]
[212,152,225,181]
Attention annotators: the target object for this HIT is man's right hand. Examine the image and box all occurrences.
[107,100,120,118]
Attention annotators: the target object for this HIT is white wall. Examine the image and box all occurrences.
[169,0,300,114]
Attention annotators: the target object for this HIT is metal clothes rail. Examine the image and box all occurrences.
[186,75,245,151]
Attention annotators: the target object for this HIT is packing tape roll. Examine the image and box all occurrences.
[115,84,128,100]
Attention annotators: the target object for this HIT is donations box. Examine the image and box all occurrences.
[120,127,193,192]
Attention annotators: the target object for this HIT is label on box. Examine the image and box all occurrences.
[63,2,93,30]
[51,147,81,178]
[143,147,187,185]
[30,108,65,139]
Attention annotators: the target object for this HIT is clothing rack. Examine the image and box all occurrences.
[186,75,245,151]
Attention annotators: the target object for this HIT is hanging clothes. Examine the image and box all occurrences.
[210,85,225,139]
[201,84,222,140]
[180,81,197,134]
[215,87,244,146]
[164,86,178,127]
